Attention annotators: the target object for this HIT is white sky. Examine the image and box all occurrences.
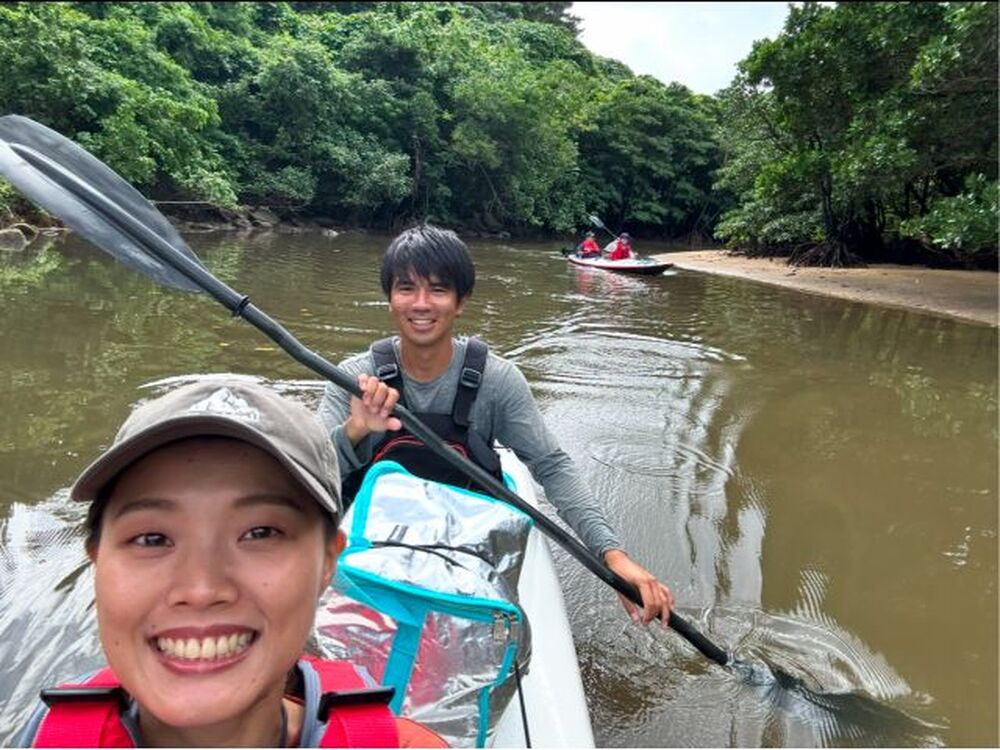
[571,2,792,95]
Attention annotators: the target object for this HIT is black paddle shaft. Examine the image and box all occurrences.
[0,118,730,668]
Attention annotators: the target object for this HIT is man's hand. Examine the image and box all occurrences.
[344,373,402,444]
[603,549,675,627]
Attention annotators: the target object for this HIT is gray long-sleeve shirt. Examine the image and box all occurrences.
[317,337,622,557]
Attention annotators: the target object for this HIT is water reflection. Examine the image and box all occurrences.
[0,233,995,746]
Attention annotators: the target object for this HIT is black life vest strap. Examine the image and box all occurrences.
[370,337,488,427]
[452,336,487,428]
[371,337,405,403]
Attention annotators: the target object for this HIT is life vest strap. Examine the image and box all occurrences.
[452,337,487,428]
[348,336,502,497]
[370,336,489,429]
[33,668,133,747]
[304,656,400,748]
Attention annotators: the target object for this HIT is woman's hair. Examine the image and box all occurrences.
[380,224,476,300]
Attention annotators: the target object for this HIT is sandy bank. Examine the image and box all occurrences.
[656,250,998,327]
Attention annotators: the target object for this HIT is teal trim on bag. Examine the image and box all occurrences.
[476,686,491,747]
[475,640,520,747]
[384,623,423,714]
[338,562,524,624]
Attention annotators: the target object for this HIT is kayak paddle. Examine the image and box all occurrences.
[0,114,730,669]
[587,213,620,241]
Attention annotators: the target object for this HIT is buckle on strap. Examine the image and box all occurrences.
[460,367,482,389]
[317,686,396,721]
[40,686,129,713]
[376,363,399,381]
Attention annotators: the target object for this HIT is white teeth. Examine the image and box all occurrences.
[156,632,254,661]
[201,637,216,659]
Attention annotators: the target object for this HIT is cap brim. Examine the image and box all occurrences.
[70,415,340,520]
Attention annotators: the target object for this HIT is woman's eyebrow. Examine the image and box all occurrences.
[234,494,309,514]
[110,497,176,520]
[109,494,310,520]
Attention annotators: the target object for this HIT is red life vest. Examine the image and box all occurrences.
[609,240,632,260]
[29,656,400,748]
[578,237,600,256]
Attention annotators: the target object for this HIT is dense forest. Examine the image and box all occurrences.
[0,1,995,267]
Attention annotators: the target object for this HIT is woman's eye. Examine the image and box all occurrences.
[241,526,282,541]
[131,533,170,547]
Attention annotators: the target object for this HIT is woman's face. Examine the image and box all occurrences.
[91,437,341,733]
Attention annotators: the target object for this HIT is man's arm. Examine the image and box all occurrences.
[488,360,674,624]
[487,361,622,556]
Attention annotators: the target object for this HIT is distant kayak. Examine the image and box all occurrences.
[565,252,674,276]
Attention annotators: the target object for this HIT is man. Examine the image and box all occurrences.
[577,231,601,258]
[318,225,674,625]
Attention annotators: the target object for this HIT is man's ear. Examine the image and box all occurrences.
[320,529,346,594]
[456,294,470,316]
[86,540,98,564]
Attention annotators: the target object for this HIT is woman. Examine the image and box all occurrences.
[607,232,634,261]
[20,378,438,747]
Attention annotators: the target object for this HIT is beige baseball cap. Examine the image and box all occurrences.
[71,378,341,521]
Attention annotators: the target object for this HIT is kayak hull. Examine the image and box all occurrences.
[492,448,594,747]
[567,253,673,275]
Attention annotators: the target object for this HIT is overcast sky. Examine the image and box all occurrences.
[571,2,792,95]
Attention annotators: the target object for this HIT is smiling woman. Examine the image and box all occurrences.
[17,377,435,748]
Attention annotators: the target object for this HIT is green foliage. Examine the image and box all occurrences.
[0,2,235,204]
[580,78,720,236]
[901,174,999,264]
[715,1,998,266]
[0,1,721,235]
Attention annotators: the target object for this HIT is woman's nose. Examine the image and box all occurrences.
[166,544,238,609]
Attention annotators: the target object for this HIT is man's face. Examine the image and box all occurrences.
[91,437,341,735]
[389,271,467,350]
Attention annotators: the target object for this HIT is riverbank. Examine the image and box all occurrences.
[658,250,998,327]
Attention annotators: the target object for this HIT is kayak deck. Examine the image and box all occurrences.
[491,448,594,747]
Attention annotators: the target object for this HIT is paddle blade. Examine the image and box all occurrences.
[0,115,203,292]
[587,214,607,230]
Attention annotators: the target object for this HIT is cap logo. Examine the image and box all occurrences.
[187,387,260,424]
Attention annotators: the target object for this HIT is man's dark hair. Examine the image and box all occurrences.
[380,224,476,300]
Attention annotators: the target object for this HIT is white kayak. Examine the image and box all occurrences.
[567,252,673,276]
[492,448,594,747]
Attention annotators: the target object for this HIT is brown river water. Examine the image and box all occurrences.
[0,231,996,746]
